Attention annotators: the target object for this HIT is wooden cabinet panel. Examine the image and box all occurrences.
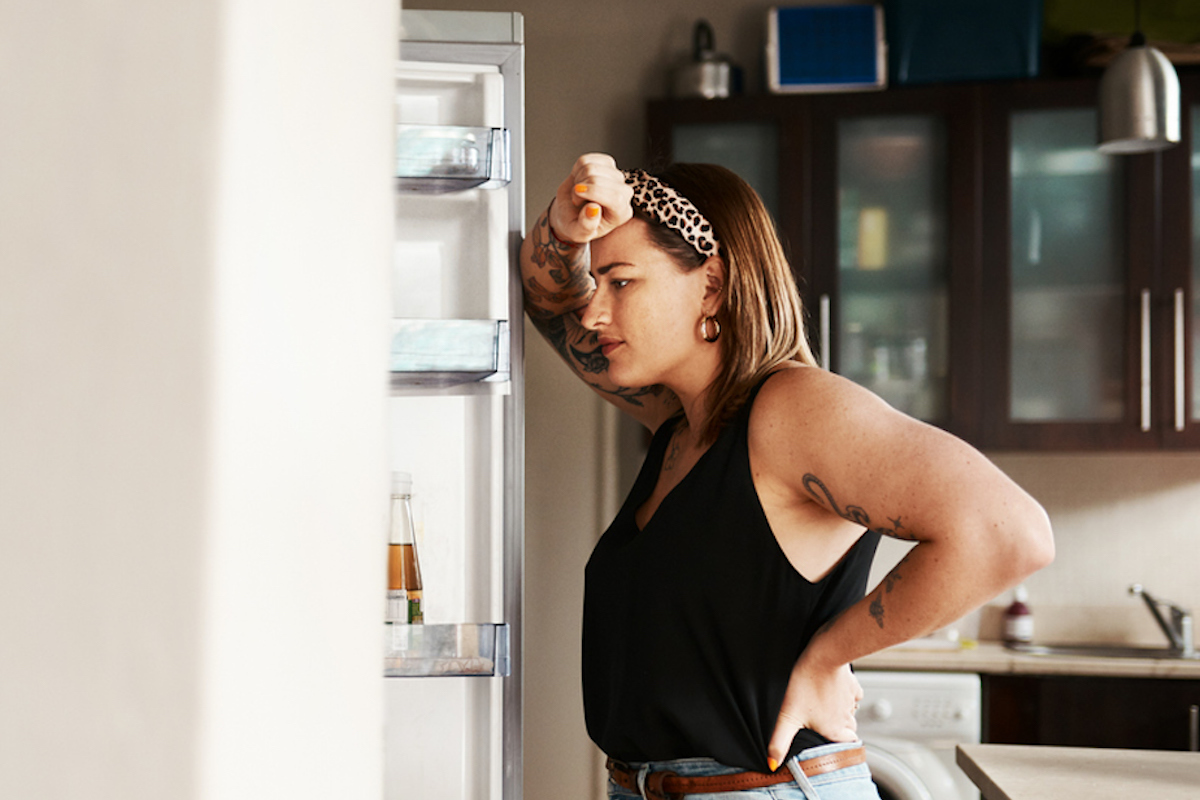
[984,674,1200,751]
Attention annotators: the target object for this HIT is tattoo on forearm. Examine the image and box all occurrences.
[524,210,593,310]
[570,343,608,374]
[528,314,668,409]
[800,474,917,541]
[868,594,886,628]
[868,572,903,629]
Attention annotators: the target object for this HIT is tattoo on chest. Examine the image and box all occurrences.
[800,474,917,541]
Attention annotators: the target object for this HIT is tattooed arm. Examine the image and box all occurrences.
[519,154,681,430]
[748,365,1054,766]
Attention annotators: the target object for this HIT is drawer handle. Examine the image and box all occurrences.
[819,293,831,371]
[1175,288,1186,432]
[1141,289,1152,432]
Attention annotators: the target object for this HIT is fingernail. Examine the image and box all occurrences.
[767,757,779,772]
[575,183,589,194]
[586,205,600,219]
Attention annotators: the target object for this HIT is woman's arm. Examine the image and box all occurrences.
[752,367,1054,767]
[520,154,680,430]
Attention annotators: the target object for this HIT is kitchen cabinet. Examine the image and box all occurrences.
[983,674,1200,751]
[980,77,1200,448]
[646,72,1200,450]
[649,87,982,440]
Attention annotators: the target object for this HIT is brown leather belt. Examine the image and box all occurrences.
[606,746,866,800]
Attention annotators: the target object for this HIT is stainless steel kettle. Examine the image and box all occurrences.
[671,20,742,99]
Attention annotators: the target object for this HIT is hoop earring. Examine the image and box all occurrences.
[700,315,721,343]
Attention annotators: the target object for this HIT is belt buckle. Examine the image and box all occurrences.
[641,769,680,800]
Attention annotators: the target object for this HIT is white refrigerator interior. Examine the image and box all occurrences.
[386,11,524,800]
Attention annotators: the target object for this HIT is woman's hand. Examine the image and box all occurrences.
[548,153,633,245]
[766,651,863,771]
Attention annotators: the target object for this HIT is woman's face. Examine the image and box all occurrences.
[580,217,715,389]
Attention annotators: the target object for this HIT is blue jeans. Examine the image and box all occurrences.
[608,742,881,800]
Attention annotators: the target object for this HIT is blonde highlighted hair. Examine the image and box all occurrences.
[634,162,818,444]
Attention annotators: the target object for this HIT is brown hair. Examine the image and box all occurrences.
[634,162,818,444]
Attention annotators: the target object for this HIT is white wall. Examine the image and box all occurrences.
[0,1,396,798]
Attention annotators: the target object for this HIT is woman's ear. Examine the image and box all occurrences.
[701,254,727,312]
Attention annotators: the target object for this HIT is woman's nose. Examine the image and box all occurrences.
[578,291,609,330]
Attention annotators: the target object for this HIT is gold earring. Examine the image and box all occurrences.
[700,315,721,343]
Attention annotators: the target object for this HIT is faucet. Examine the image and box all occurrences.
[1129,584,1195,657]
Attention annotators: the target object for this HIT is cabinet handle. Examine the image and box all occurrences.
[1141,289,1152,432]
[1190,704,1199,753]
[819,294,831,371]
[1175,289,1186,432]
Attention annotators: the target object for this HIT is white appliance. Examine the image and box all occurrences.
[856,671,981,800]
[385,10,525,800]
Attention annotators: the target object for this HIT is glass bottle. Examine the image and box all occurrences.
[387,471,424,624]
[1003,584,1033,644]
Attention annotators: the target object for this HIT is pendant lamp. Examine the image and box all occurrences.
[1098,0,1181,154]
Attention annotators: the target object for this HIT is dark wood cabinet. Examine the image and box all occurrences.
[646,73,1200,450]
[983,674,1200,751]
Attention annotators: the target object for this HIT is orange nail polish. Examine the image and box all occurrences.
[575,183,589,194]
[767,757,779,772]
[586,205,601,218]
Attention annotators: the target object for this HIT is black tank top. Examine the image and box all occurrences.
[582,373,880,772]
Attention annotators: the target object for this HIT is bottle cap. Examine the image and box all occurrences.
[1013,584,1029,603]
[392,471,413,496]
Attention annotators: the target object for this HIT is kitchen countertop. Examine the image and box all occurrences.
[956,744,1200,800]
[855,640,1200,679]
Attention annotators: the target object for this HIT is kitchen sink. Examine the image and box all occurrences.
[1006,642,1200,660]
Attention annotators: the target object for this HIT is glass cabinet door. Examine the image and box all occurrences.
[835,115,950,422]
[1008,108,1127,422]
[1158,77,1200,447]
[672,121,781,221]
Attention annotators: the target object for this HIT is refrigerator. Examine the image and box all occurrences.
[385,10,525,800]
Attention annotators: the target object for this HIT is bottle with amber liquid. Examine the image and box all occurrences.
[387,471,423,624]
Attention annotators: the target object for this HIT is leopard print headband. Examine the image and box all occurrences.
[623,168,720,258]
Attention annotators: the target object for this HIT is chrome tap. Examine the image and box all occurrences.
[1129,584,1195,657]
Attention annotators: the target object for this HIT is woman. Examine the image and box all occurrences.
[520,153,1053,800]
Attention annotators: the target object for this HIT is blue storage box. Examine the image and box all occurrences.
[767,4,887,94]
[884,0,1041,85]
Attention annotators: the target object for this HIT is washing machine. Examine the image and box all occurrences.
[855,671,980,800]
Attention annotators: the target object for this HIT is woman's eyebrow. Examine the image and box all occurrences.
[593,261,634,276]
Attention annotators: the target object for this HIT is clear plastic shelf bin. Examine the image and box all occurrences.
[384,622,510,677]
[396,125,511,192]
[390,319,509,387]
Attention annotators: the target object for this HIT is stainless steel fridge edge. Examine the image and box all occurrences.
[400,12,525,800]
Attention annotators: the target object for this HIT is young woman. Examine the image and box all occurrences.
[520,153,1054,800]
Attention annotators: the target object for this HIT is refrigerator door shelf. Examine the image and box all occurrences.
[390,318,510,387]
[385,622,510,677]
[396,125,511,192]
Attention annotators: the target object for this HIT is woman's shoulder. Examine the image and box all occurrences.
[748,364,899,454]
[754,363,887,415]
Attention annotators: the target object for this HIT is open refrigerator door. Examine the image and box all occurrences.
[387,10,524,800]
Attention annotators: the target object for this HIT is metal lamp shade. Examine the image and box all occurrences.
[1098,43,1181,154]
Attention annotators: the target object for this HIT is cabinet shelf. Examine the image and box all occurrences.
[396,125,510,192]
[390,318,510,388]
[384,622,510,677]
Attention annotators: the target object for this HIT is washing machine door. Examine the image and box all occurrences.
[864,738,965,800]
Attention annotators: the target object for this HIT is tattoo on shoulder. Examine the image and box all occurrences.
[801,474,917,541]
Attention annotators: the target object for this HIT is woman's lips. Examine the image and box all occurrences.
[598,338,621,357]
